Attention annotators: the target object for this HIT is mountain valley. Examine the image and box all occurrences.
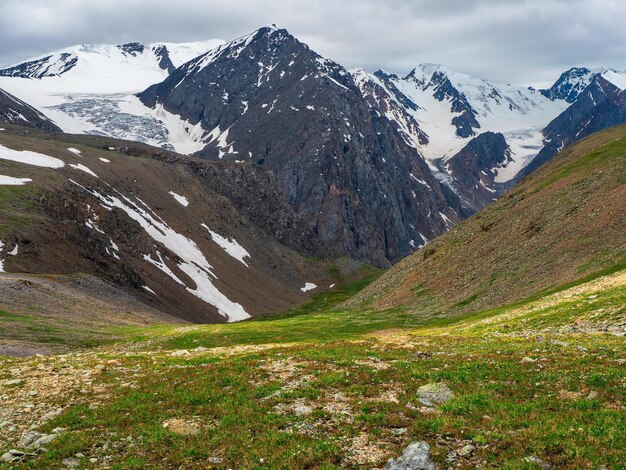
[0,21,625,470]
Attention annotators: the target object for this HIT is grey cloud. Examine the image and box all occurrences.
[0,0,624,87]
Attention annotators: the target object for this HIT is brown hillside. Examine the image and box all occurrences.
[347,125,626,315]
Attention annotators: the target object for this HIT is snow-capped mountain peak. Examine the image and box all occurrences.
[0,39,225,93]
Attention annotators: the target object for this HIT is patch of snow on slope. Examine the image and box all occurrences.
[8,244,18,256]
[169,191,189,207]
[67,147,82,155]
[0,144,65,168]
[69,163,98,177]
[70,180,251,322]
[300,283,317,293]
[0,240,4,272]
[99,157,111,163]
[0,175,32,185]
[143,251,185,286]
[201,223,250,267]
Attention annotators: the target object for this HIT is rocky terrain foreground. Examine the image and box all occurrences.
[1,267,624,469]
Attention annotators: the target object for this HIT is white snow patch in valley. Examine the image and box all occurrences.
[201,223,250,267]
[69,163,98,177]
[0,175,32,185]
[67,147,82,155]
[0,128,5,131]
[70,180,251,322]
[0,144,65,168]
[8,244,18,256]
[300,282,317,293]
[0,240,4,273]
[169,191,189,207]
[99,157,111,163]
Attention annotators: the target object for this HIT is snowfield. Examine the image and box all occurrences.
[201,223,251,267]
[0,39,225,155]
[0,175,32,185]
[168,191,189,207]
[0,144,65,168]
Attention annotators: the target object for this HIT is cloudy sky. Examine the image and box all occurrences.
[0,0,624,87]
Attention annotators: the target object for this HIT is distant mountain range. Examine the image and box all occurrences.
[1,26,625,267]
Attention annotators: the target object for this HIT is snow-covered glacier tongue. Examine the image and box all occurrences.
[0,39,225,153]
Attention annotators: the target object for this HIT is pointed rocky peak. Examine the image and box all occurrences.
[541,67,595,103]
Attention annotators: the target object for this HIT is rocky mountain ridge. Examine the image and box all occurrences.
[1,26,625,267]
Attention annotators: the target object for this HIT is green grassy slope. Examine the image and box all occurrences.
[1,267,624,469]
[347,125,626,318]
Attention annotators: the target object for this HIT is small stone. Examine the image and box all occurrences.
[19,430,44,447]
[89,458,98,464]
[28,391,38,397]
[162,418,200,436]
[525,455,550,469]
[194,346,208,352]
[1,450,36,463]
[75,453,85,458]
[416,382,455,407]
[293,404,313,416]
[385,441,436,470]
[521,357,536,363]
[391,428,407,435]
[63,457,81,468]
[170,350,191,357]
[552,340,569,347]
[5,379,23,386]
[576,346,589,352]
[41,408,63,421]
[586,391,598,400]
[32,433,58,449]
[458,444,476,457]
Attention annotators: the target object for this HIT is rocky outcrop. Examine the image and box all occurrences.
[139,27,462,267]
[0,88,61,132]
[445,132,511,211]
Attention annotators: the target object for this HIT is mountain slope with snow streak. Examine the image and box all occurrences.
[138,26,464,267]
[0,126,348,323]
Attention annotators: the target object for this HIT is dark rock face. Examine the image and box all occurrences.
[0,88,61,132]
[0,54,78,79]
[152,45,176,74]
[117,42,145,56]
[149,151,323,257]
[540,67,593,103]
[446,132,511,211]
[356,71,429,147]
[522,75,626,179]
[139,27,462,266]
